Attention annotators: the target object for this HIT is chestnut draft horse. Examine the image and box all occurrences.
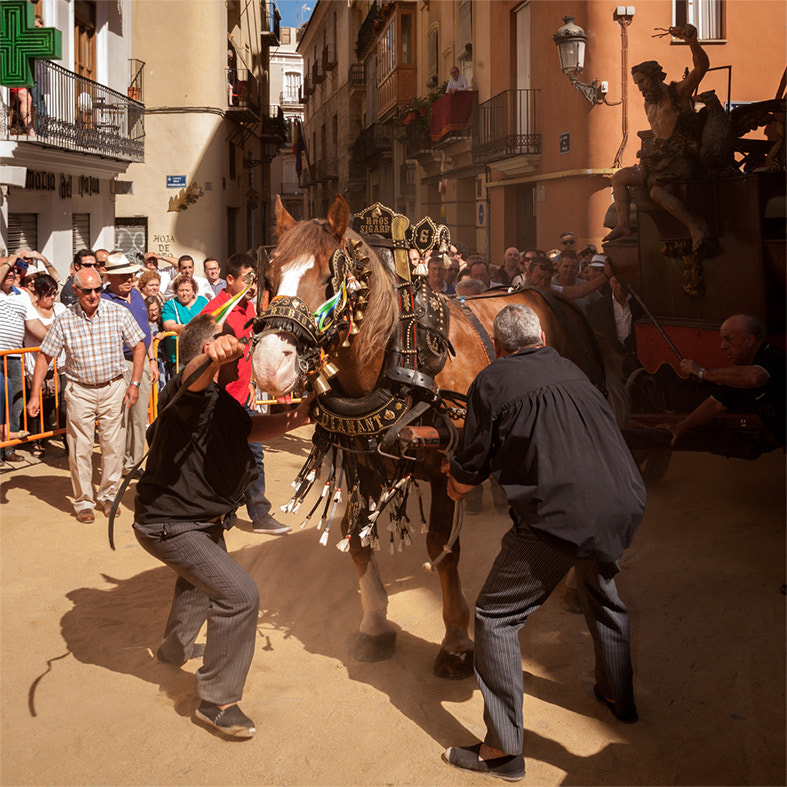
[251,196,611,679]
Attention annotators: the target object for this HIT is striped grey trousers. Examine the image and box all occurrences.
[475,524,635,754]
[134,521,260,705]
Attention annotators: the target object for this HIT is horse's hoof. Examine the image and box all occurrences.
[351,630,396,662]
[433,647,474,679]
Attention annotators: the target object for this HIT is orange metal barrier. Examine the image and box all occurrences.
[148,331,178,421]
[0,347,65,449]
[0,337,181,451]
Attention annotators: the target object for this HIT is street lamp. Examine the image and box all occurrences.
[552,16,605,105]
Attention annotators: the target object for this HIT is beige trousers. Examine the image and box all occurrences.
[122,358,151,471]
[64,377,127,512]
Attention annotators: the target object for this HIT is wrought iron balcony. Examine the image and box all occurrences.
[281,178,302,195]
[316,157,338,181]
[227,68,260,116]
[312,59,325,85]
[349,63,365,93]
[261,105,288,144]
[354,122,393,160]
[323,43,337,72]
[2,60,144,162]
[280,88,302,107]
[471,89,540,164]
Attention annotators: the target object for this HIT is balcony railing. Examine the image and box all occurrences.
[281,178,302,195]
[354,122,393,160]
[280,88,302,107]
[227,68,260,114]
[2,61,144,162]
[316,157,338,181]
[312,60,325,85]
[303,73,314,96]
[262,105,288,143]
[471,89,540,164]
[349,63,365,92]
[323,43,337,72]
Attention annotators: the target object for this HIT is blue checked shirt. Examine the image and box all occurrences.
[40,299,145,385]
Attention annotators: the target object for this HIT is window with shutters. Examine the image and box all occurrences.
[283,72,301,104]
[72,213,91,253]
[7,214,38,255]
[458,0,472,57]
[673,0,723,40]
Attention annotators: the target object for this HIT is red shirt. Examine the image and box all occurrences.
[200,291,256,406]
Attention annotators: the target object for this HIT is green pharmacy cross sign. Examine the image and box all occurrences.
[1,0,61,87]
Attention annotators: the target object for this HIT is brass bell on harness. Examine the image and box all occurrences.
[322,360,340,379]
[310,373,331,395]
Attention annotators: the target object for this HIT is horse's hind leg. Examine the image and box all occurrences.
[428,474,474,679]
[348,531,397,662]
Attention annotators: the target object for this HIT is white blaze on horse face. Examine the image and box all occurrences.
[252,254,316,396]
[276,254,316,297]
[252,333,300,397]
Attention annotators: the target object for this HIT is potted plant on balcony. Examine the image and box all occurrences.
[396,96,431,126]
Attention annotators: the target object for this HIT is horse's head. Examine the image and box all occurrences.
[252,195,398,398]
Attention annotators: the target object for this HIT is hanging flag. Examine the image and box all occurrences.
[293,118,308,179]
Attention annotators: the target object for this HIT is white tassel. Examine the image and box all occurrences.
[299,518,309,529]
[372,537,380,551]
[316,518,324,531]
[319,529,329,546]
[404,531,413,547]
[336,538,351,552]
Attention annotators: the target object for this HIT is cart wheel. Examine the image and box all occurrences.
[632,448,672,483]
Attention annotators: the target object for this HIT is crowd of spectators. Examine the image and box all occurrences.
[1,245,289,533]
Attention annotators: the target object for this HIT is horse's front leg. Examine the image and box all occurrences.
[427,472,474,679]
[347,512,397,662]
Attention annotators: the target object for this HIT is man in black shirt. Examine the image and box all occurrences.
[666,314,785,447]
[134,315,310,739]
[442,303,645,782]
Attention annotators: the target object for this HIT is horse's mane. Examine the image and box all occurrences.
[274,220,398,368]
[345,228,398,368]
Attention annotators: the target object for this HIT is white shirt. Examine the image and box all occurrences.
[447,74,468,92]
[24,300,66,377]
[612,294,633,344]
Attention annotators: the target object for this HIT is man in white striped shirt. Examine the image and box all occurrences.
[27,268,145,523]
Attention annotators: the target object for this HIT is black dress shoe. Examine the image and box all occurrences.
[443,744,525,782]
[594,684,638,723]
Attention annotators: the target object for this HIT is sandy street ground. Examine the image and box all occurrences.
[0,428,784,787]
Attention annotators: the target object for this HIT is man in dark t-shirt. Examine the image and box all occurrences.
[667,314,785,447]
[442,303,645,782]
[133,315,310,739]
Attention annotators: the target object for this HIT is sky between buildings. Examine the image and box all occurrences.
[277,0,312,28]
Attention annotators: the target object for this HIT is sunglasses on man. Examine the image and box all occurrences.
[76,285,104,294]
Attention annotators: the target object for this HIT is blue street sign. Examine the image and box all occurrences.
[166,176,187,188]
